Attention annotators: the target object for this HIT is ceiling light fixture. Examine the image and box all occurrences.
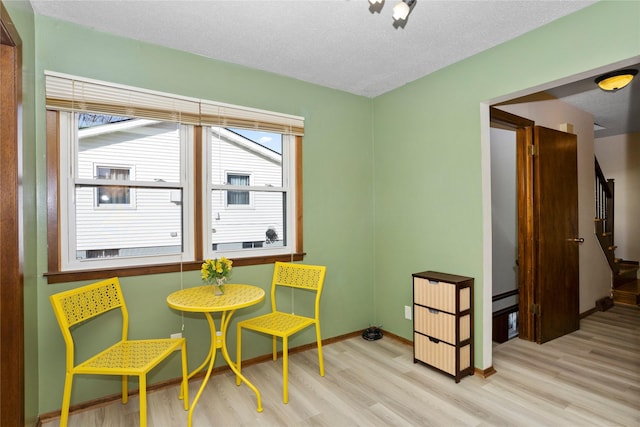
[392,0,415,22]
[594,69,638,92]
[368,0,416,24]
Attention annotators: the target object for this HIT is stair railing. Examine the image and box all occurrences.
[594,157,616,268]
[595,158,614,236]
[595,158,639,296]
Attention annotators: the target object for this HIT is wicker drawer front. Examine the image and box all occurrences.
[415,306,470,344]
[414,306,455,343]
[414,333,471,376]
[414,278,456,312]
[414,278,471,313]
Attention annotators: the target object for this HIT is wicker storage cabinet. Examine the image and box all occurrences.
[412,271,474,382]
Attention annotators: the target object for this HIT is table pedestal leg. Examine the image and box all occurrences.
[186,310,262,427]
[186,312,218,427]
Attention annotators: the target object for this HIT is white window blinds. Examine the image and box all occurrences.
[45,71,304,135]
[200,101,304,135]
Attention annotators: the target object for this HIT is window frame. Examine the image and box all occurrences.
[46,112,305,284]
[56,111,195,273]
[203,128,297,260]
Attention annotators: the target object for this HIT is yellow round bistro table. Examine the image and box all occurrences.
[167,284,265,426]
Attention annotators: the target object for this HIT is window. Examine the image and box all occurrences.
[226,173,250,206]
[45,72,304,282]
[59,112,192,269]
[206,128,293,257]
[86,248,120,259]
[95,166,133,207]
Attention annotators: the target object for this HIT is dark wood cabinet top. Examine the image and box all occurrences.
[412,271,473,284]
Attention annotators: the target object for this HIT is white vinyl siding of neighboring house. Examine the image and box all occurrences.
[76,120,183,253]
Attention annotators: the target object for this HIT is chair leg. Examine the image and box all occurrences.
[272,335,277,361]
[122,375,128,404]
[59,372,74,427]
[316,323,325,377]
[282,336,289,404]
[180,339,190,410]
[236,325,243,386]
[139,375,147,427]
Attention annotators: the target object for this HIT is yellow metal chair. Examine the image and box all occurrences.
[49,277,189,427]
[236,262,327,403]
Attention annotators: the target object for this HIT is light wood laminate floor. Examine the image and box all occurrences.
[43,305,640,426]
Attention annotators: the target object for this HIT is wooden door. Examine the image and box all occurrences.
[491,109,580,344]
[533,126,579,343]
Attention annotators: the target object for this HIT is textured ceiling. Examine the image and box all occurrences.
[545,66,640,138]
[28,0,638,137]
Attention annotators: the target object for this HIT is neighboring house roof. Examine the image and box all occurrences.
[78,119,282,166]
[78,118,161,139]
[214,127,281,165]
[78,113,130,129]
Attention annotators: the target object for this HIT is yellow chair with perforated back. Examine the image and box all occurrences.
[49,277,189,427]
[236,262,327,403]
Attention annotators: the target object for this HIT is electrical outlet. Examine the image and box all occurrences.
[170,332,182,339]
[404,305,412,320]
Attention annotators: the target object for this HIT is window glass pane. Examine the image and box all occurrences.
[75,187,183,260]
[77,115,181,184]
[227,173,250,205]
[78,113,131,129]
[97,185,131,205]
[96,167,131,205]
[211,191,285,251]
[228,174,250,186]
[230,128,283,154]
[210,127,282,187]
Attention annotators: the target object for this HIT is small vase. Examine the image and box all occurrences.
[214,277,226,296]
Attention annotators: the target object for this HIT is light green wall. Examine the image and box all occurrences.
[372,0,640,367]
[6,0,640,420]
[28,14,375,414]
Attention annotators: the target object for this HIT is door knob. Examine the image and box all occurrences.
[567,237,584,243]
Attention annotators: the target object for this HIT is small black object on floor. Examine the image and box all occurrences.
[362,326,383,341]
[596,296,614,311]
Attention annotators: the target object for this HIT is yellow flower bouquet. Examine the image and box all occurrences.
[201,257,233,294]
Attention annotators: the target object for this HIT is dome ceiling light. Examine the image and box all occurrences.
[595,69,638,92]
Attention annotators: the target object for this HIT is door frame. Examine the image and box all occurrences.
[482,57,639,371]
[490,107,536,341]
[0,3,24,425]
[490,108,581,344]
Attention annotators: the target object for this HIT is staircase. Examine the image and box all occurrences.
[594,158,640,305]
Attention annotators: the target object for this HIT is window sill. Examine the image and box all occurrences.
[45,252,306,284]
